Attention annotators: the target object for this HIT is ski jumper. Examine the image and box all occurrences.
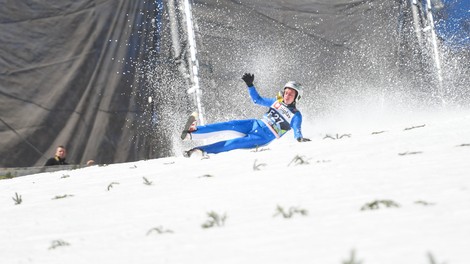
[191,85,304,154]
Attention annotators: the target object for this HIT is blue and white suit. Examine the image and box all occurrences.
[191,85,304,154]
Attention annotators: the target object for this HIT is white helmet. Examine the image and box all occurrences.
[284,81,303,102]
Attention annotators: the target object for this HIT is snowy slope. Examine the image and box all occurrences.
[1,110,470,264]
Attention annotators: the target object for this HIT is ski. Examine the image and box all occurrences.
[180,112,198,140]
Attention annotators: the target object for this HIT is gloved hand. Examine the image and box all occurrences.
[297,137,311,142]
[242,73,254,87]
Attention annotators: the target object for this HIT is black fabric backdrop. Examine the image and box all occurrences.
[1,0,162,166]
[1,0,467,167]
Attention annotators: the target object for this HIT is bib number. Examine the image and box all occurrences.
[263,102,294,136]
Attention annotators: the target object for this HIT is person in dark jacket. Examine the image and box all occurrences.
[44,145,69,166]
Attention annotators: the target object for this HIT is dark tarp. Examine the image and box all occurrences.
[1,0,468,167]
[192,0,406,119]
[1,0,166,167]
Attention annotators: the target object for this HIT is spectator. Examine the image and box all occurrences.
[44,145,68,166]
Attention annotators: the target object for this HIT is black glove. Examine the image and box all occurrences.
[242,73,254,87]
[297,137,311,142]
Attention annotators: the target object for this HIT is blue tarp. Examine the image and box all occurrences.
[435,0,470,48]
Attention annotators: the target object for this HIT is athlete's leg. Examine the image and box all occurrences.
[190,119,257,140]
[196,121,276,154]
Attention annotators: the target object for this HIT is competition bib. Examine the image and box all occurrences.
[262,101,296,137]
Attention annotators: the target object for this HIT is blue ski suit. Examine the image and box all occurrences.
[192,85,304,154]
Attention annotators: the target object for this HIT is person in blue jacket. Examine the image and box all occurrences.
[182,73,310,157]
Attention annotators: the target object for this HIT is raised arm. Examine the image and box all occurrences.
[242,73,275,107]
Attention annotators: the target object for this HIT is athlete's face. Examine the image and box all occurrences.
[283,88,297,105]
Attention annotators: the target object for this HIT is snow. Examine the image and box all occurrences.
[1,109,470,264]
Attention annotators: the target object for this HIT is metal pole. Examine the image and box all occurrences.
[424,0,444,92]
[183,0,205,125]
[410,0,424,48]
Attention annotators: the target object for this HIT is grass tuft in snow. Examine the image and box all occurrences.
[414,200,436,206]
[323,133,352,140]
[342,249,363,264]
[52,194,74,200]
[456,143,470,147]
[12,192,22,205]
[251,146,270,152]
[398,151,423,156]
[146,226,174,235]
[201,211,227,229]
[360,200,400,211]
[49,240,70,250]
[253,159,267,171]
[198,174,214,178]
[273,205,308,218]
[142,177,153,185]
[288,155,310,166]
[107,182,120,191]
[427,252,443,264]
[404,124,426,131]
[371,130,387,135]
